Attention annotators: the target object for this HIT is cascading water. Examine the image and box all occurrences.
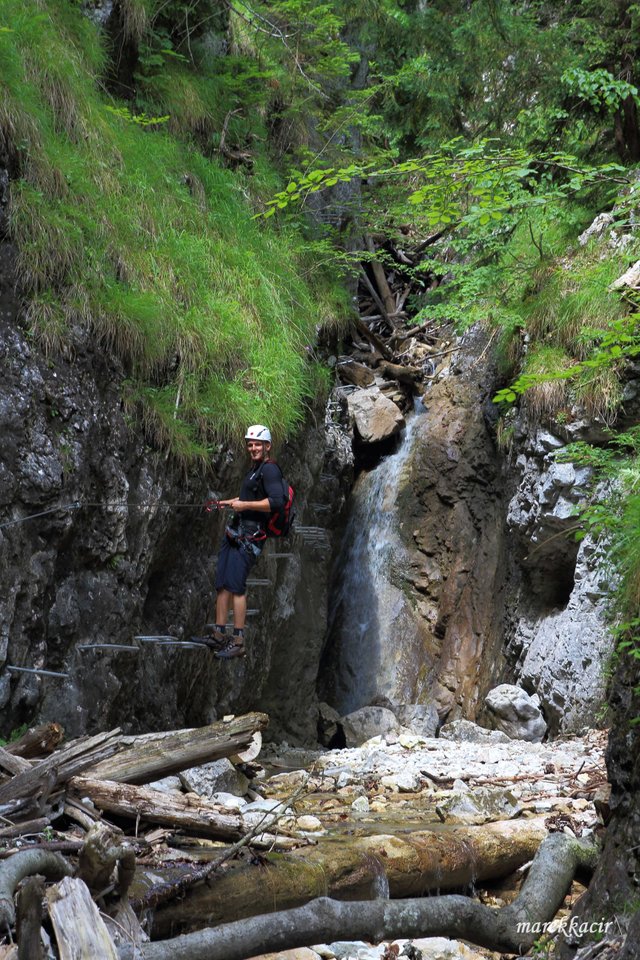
[324,404,431,714]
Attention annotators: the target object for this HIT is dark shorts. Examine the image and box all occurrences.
[215,537,262,595]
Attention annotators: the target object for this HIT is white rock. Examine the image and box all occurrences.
[296,815,324,832]
[351,796,370,813]
[346,386,405,443]
[484,685,547,743]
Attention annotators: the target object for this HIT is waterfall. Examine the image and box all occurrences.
[325,405,429,715]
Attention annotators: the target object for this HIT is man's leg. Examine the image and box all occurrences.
[216,588,233,627]
[232,592,247,631]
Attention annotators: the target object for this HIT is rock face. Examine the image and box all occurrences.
[502,422,614,735]
[484,684,547,743]
[320,327,508,722]
[0,231,353,741]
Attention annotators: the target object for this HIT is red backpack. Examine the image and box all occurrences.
[257,461,296,537]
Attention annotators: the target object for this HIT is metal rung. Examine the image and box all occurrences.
[78,644,140,652]
[137,639,205,650]
[134,635,180,641]
[271,553,293,558]
[6,665,69,679]
[228,609,259,619]
[246,579,272,586]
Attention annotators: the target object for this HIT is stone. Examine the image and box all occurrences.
[180,758,249,799]
[435,785,522,824]
[410,937,486,959]
[578,212,614,246]
[211,792,246,811]
[438,719,510,743]
[340,706,402,747]
[296,815,324,832]
[346,386,405,443]
[380,770,420,793]
[147,776,183,796]
[351,795,370,813]
[610,259,640,290]
[484,684,547,743]
[327,943,374,960]
[318,701,342,747]
[395,703,439,738]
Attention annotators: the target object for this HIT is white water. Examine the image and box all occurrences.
[328,407,429,714]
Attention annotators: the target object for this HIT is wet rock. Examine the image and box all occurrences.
[436,785,522,824]
[439,719,510,743]
[340,706,402,747]
[346,385,405,443]
[296,815,324,832]
[484,684,547,742]
[351,796,370,813]
[180,758,249,799]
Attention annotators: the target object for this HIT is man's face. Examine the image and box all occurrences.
[247,440,269,463]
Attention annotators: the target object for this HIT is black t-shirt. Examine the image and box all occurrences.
[238,460,285,525]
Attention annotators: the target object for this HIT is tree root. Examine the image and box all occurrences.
[120,833,599,960]
[0,850,72,931]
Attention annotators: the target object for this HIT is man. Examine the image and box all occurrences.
[204,425,285,660]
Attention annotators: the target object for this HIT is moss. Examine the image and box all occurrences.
[1,0,348,458]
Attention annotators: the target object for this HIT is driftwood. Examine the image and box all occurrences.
[84,713,268,785]
[152,815,549,934]
[16,875,45,960]
[6,723,65,759]
[46,877,119,960]
[69,776,285,844]
[0,850,72,929]
[378,359,422,384]
[76,822,136,897]
[120,833,599,960]
[0,729,122,806]
[0,747,30,777]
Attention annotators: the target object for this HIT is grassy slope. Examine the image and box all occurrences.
[0,0,346,460]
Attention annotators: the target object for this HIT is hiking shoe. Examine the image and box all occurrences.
[191,631,227,650]
[214,637,246,659]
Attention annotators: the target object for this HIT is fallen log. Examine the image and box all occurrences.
[6,723,64,759]
[84,713,269,785]
[46,876,119,960]
[121,833,599,960]
[0,747,30,777]
[151,815,550,935]
[69,776,293,848]
[378,360,422,384]
[0,729,121,806]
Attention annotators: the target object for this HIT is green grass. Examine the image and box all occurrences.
[0,0,347,460]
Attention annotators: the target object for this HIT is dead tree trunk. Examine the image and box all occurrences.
[119,834,599,960]
[84,713,268,785]
[151,816,549,934]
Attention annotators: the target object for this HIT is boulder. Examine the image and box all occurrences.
[340,706,402,747]
[180,757,249,799]
[346,386,405,443]
[435,785,522,824]
[439,719,510,743]
[484,684,547,743]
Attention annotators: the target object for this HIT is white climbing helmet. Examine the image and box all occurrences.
[245,424,272,443]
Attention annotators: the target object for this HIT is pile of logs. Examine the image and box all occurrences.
[0,712,305,958]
